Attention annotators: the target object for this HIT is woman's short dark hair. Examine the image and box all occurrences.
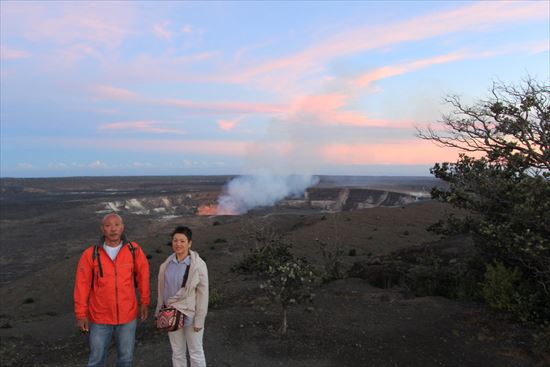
[172,226,192,241]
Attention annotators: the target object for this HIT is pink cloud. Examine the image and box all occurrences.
[322,140,471,165]
[57,44,106,65]
[288,94,414,128]
[42,137,249,156]
[2,2,134,48]
[153,21,172,40]
[111,139,248,156]
[98,121,186,135]
[90,84,285,115]
[354,51,467,87]
[217,118,242,131]
[161,98,286,114]
[1,46,31,60]
[92,85,140,101]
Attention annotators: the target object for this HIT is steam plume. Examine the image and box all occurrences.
[200,174,319,215]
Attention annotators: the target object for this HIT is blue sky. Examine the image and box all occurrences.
[1,0,548,177]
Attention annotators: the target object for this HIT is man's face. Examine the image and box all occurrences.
[101,215,124,244]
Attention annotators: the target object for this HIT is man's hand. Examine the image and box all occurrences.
[140,304,148,322]
[77,317,89,332]
[193,326,203,332]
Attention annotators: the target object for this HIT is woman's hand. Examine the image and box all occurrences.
[193,326,203,332]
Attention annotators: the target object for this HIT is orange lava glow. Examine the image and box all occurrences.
[196,204,239,216]
[197,204,219,216]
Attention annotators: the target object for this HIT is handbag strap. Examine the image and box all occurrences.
[181,263,190,288]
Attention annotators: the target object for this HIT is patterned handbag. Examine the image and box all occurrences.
[156,306,185,332]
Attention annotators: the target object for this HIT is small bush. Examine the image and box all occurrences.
[209,288,223,308]
[482,261,521,312]
[214,238,227,244]
[260,258,318,335]
[155,248,163,254]
[405,253,445,296]
[348,249,357,257]
[23,298,34,304]
[146,254,153,259]
[212,221,221,226]
[534,326,550,364]
[481,261,548,323]
[404,250,483,300]
[318,239,344,283]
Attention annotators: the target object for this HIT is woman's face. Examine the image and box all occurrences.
[172,233,192,258]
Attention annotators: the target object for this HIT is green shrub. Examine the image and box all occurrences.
[482,261,521,312]
[317,239,344,283]
[405,252,445,296]
[404,250,483,300]
[481,261,548,323]
[209,288,223,308]
[534,326,550,364]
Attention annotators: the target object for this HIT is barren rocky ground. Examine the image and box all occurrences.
[0,176,542,366]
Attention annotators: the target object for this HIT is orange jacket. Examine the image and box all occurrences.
[74,243,150,325]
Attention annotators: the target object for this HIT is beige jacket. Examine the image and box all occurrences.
[155,250,209,329]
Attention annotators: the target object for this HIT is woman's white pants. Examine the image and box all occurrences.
[168,326,206,367]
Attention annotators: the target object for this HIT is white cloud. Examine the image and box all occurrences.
[48,162,68,168]
[132,162,153,167]
[88,160,107,168]
[16,163,33,168]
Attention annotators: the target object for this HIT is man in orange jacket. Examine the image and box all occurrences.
[74,213,150,367]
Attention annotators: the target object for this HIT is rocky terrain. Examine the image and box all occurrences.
[0,176,542,366]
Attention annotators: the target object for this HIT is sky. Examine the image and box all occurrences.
[1,0,548,178]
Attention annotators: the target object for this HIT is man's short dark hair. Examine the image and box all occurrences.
[172,226,192,241]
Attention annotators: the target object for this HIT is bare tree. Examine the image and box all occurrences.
[417,77,549,174]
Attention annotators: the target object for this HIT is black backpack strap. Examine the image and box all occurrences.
[92,244,104,278]
[123,234,138,288]
[90,242,103,290]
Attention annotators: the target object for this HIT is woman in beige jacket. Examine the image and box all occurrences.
[155,226,208,367]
